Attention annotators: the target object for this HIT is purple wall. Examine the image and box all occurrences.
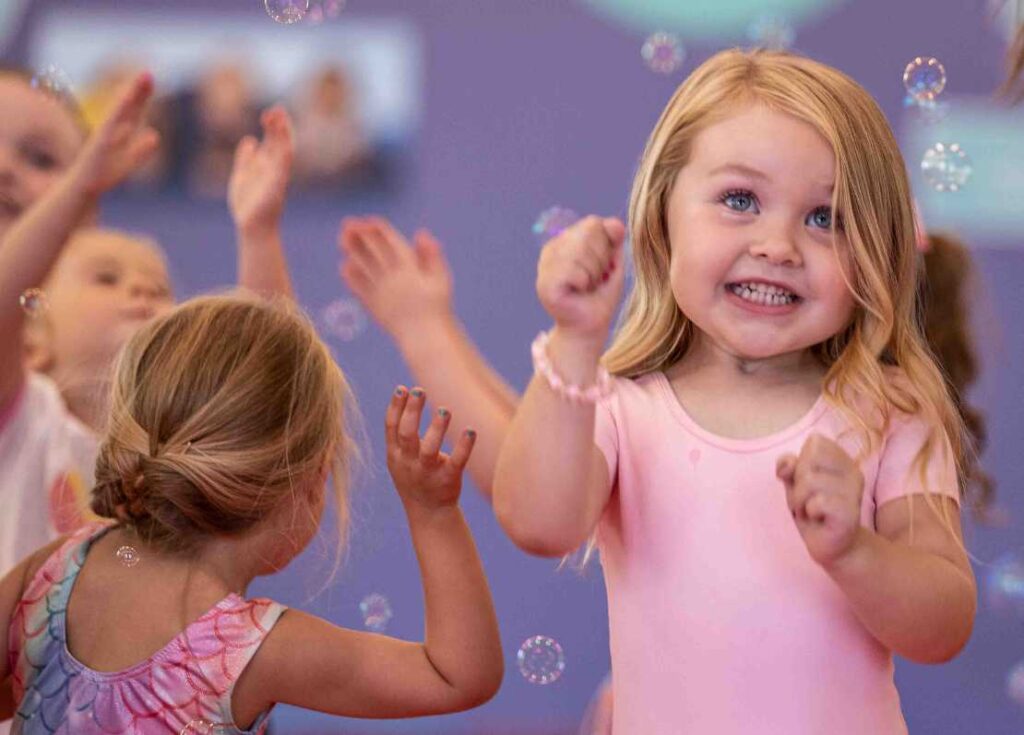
[13,1,1024,732]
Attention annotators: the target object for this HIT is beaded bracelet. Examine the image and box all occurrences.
[531,330,613,404]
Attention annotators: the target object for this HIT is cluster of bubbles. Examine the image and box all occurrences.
[902,57,971,192]
[319,298,367,342]
[264,0,344,25]
[533,206,579,240]
[19,288,47,316]
[516,635,565,685]
[359,593,393,632]
[641,32,685,75]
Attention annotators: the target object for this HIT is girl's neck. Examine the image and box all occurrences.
[114,526,265,598]
[671,333,826,392]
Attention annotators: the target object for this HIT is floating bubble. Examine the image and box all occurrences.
[319,298,367,342]
[533,206,579,240]
[19,288,47,316]
[115,545,141,568]
[517,635,565,685]
[1008,662,1024,706]
[264,0,309,24]
[903,57,946,102]
[747,15,796,50]
[920,142,972,192]
[360,593,393,632]
[987,553,1024,615]
[641,32,685,74]
[30,64,73,98]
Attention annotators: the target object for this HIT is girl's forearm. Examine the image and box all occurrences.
[236,228,294,300]
[493,329,608,556]
[404,502,502,705]
[825,528,976,663]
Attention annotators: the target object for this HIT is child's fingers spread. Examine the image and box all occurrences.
[363,218,403,268]
[384,386,408,447]
[413,229,447,272]
[346,224,386,275]
[340,260,372,295]
[449,428,477,471]
[397,388,426,453]
[419,407,451,462]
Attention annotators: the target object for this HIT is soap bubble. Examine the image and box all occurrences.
[517,635,565,685]
[641,32,685,74]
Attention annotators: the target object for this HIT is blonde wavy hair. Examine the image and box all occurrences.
[603,48,967,510]
[91,293,361,555]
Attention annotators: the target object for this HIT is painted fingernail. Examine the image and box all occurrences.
[438,408,450,418]
[465,429,477,439]
[394,387,406,397]
[411,388,424,398]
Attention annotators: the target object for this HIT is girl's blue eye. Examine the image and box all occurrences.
[720,190,759,214]
[807,206,843,231]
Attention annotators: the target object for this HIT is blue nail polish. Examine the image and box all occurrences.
[438,408,450,418]
[411,388,424,398]
[466,429,477,439]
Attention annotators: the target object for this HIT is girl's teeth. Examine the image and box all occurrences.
[730,283,796,306]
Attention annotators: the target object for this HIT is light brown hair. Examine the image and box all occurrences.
[92,293,360,555]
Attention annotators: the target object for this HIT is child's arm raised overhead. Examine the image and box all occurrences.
[228,105,295,299]
[777,432,976,663]
[234,389,503,721]
[340,217,517,496]
[493,216,627,557]
[0,74,157,412]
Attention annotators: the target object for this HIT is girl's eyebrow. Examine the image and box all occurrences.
[707,162,769,180]
[709,162,835,194]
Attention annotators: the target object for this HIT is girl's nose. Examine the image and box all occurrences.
[748,226,802,267]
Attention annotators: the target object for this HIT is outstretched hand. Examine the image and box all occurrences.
[67,72,160,197]
[228,105,296,236]
[385,386,476,511]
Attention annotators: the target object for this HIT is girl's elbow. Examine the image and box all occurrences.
[494,501,578,557]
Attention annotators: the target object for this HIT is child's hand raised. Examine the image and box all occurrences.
[385,386,476,511]
[339,217,453,342]
[228,105,295,237]
[776,433,866,569]
[537,216,627,342]
[67,73,160,197]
